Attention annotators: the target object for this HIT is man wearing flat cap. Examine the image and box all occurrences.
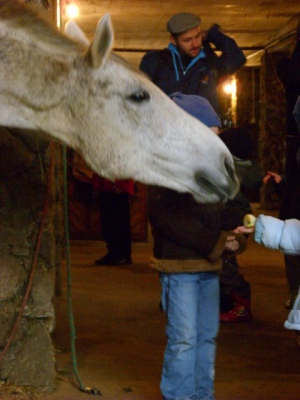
[140,12,246,113]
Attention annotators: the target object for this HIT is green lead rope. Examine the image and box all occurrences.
[62,145,101,396]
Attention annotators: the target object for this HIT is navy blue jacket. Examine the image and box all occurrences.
[139,24,246,112]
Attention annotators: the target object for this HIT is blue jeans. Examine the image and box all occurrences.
[159,272,219,400]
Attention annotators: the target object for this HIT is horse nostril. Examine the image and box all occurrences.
[194,157,240,202]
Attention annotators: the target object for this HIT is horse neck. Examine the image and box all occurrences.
[0,0,81,104]
[0,31,73,119]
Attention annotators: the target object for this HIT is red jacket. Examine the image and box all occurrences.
[93,174,135,196]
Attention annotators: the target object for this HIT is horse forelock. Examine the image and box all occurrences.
[0,0,83,57]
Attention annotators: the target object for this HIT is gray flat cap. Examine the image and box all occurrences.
[167,13,201,34]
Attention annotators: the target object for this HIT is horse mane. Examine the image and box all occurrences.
[110,52,142,73]
[0,0,83,56]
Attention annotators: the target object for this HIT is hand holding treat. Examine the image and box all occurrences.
[233,214,256,234]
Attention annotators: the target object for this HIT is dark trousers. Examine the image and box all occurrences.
[279,139,300,298]
[284,254,300,298]
[220,256,251,312]
[99,192,132,259]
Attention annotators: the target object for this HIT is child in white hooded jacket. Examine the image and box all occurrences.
[252,214,300,256]
[235,215,300,332]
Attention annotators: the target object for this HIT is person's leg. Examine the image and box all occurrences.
[96,192,132,265]
[220,257,252,322]
[195,272,219,400]
[95,192,115,262]
[159,272,218,400]
[284,254,300,308]
[159,273,199,400]
[112,192,132,260]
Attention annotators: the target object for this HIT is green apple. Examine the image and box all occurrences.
[243,214,256,228]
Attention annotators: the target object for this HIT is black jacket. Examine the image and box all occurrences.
[140,24,246,112]
[147,186,247,273]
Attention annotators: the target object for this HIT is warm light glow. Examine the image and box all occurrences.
[223,83,233,95]
[56,0,61,27]
[65,3,79,18]
[222,78,237,96]
[231,76,237,125]
[222,76,238,125]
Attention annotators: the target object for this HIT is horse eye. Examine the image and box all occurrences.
[128,91,150,102]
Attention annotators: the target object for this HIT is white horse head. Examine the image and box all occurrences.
[0,0,239,202]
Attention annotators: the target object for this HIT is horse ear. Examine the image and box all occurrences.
[86,13,114,68]
[64,19,90,46]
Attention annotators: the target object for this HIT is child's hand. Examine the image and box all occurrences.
[233,226,254,234]
[263,171,282,185]
[234,214,256,234]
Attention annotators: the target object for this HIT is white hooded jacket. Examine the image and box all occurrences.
[254,214,300,330]
[255,214,300,256]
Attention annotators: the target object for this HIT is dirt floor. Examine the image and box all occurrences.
[2,204,300,400]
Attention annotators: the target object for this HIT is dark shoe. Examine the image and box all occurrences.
[94,254,112,265]
[109,257,132,266]
[95,254,132,266]
[220,292,253,323]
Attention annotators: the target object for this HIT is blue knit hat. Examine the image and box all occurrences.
[169,92,221,128]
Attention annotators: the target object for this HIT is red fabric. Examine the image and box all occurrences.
[93,174,135,196]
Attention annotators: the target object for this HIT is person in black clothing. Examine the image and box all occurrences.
[139,12,246,114]
[93,175,134,266]
[275,25,300,309]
